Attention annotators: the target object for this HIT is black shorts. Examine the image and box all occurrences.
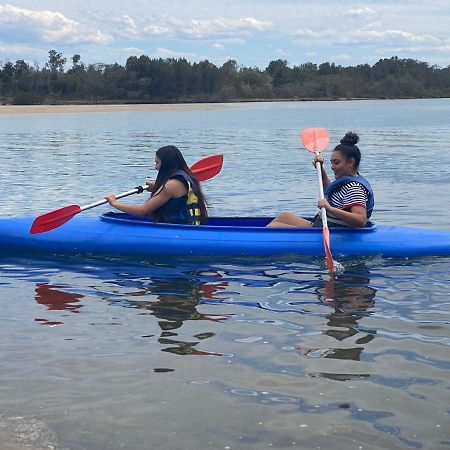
[311,214,351,228]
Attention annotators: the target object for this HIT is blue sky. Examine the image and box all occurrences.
[1,0,449,70]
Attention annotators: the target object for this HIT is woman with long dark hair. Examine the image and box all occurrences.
[106,145,208,224]
[267,132,374,228]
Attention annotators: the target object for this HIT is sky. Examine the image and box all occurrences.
[1,0,449,70]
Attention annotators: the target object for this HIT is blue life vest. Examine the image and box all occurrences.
[324,175,374,218]
[152,171,202,225]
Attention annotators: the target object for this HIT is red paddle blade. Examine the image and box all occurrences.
[30,205,81,234]
[301,128,329,153]
[322,227,335,273]
[190,154,223,181]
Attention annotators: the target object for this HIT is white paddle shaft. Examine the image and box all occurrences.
[315,151,329,228]
[80,185,150,212]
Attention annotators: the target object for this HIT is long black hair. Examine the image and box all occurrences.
[152,145,208,223]
[333,132,361,171]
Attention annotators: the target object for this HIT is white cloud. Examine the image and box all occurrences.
[348,28,440,46]
[121,46,143,54]
[375,43,450,56]
[330,54,352,62]
[153,47,198,60]
[163,16,272,39]
[0,3,112,45]
[211,38,246,46]
[210,38,246,52]
[143,25,173,36]
[292,26,444,48]
[274,48,288,57]
[112,15,272,40]
[0,44,48,65]
[0,44,47,57]
[0,0,448,68]
[113,15,140,38]
[348,7,377,18]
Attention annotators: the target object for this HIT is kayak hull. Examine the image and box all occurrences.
[1,213,450,259]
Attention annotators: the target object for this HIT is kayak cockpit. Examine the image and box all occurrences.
[101,212,377,232]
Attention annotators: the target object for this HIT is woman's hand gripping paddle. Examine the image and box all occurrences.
[30,154,224,234]
[301,128,337,274]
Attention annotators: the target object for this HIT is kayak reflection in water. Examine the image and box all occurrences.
[267,132,374,228]
[105,145,208,225]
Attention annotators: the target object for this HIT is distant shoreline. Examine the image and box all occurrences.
[1,97,443,115]
[0,103,237,115]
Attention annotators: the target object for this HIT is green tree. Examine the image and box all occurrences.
[266,59,291,87]
[1,51,450,104]
[72,54,81,69]
[47,49,66,74]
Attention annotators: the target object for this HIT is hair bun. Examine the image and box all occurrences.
[340,132,359,146]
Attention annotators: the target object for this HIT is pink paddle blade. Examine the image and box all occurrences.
[301,128,330,153]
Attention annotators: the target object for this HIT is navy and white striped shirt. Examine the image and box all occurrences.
[328,181,368,212]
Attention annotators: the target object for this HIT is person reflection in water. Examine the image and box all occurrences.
[114,274,230,356]
[300,264,377,364]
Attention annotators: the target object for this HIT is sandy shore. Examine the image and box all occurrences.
[0,103,233,115]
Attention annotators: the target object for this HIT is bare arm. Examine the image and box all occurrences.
[105,179,187,217]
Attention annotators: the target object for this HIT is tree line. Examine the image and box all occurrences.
[1,50,449,104]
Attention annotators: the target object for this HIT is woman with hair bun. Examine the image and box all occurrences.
[267,131,374,228]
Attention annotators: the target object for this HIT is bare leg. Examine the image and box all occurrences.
[266,211,313,228]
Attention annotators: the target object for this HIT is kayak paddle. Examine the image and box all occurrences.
[30,154,224,234]
[301,127,336,273]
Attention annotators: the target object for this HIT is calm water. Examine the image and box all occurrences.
[1,100,449,449]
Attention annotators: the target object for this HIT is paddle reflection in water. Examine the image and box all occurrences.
[34,282,84,326]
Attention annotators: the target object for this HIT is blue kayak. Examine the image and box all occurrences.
[1,212,450,259]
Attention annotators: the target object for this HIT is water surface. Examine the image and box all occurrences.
[1,99,449,449]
